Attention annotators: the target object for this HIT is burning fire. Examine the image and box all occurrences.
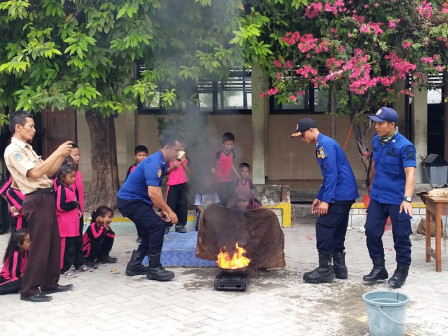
[216,242,251,269]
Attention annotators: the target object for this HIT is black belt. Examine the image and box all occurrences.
[27,187,55,195]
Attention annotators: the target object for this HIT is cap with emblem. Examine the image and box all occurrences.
[291,118,317,138]
[368,107,398,123]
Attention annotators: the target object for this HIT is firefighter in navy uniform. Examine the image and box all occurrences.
[364,107,416,288]
[291,118,359,283]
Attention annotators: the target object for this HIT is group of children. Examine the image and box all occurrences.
[0,144,117,295]
[126,132,260,235]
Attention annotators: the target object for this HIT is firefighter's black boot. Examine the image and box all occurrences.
[363,258,388,283]
[332,251,348,279]
[125,250,148,276]
[303,253,335,283]
[388,264,409,288]
[147,252,175,281]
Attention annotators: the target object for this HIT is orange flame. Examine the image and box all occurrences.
[216,242,251,269]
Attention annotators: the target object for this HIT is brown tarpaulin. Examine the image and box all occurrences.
[196,204,286,269]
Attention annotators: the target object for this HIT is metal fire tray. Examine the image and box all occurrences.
[214,271,250,291]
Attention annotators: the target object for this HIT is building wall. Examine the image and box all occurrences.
[267,114,368,181]
[74,112,367,186]
[77,107,425,189]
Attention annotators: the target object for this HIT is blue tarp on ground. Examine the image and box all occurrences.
[142,231,217,267]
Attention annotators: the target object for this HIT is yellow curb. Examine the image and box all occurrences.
[266,202,291,228]
[351,202,425,209]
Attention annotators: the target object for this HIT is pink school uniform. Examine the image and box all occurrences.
[55,180,80,273]
[166,158,190,230]
[0,250,28,295]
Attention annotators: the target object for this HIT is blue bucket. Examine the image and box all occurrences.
[362,290,410,336]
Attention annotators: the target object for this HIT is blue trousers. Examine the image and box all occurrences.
[116,198,165,255]
[365,199,412,265]
[316,200,354,255]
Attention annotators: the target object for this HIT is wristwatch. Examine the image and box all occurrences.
[403,196,412,202]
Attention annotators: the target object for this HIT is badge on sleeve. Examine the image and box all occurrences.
[317,146,327,159]
[13,152,23,161]
[157,169,162,178]
[404,146,416,160]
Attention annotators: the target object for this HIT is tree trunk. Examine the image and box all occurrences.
[351,117,372,173]
[85,110,119,213]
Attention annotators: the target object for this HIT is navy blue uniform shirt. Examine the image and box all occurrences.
[370,132,416,205]
[315,133,359,203]
[118,150,166,205]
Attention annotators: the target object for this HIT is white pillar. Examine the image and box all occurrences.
[126,110,136,168]
[412,89,428,183]
[251,64,269,184]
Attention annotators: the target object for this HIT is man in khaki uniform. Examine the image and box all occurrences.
[4,110,74,302]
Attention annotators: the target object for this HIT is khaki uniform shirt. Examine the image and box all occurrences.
[4,137,53,194]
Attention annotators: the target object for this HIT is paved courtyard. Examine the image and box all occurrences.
[0,222,447,336]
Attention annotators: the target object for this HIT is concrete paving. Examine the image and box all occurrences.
[0,222,447,336]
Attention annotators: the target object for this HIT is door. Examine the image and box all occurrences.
[42,108,77,158]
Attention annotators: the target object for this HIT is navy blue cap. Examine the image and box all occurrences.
[368,107,398,123]
[291,118,317,138]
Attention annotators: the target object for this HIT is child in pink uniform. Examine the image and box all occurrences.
[69,145,93,272]
[55,164,80,278]
[0,177,27,230]
[166,143,190,233]
[212,132,240,207]
[0,229,30,295]
[83,206,116,268]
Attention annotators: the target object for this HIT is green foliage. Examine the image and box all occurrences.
[0,0,243,119]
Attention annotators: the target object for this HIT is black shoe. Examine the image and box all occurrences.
[388,264,409,288]
[332,251,348,279]
[303,253,335,284]
[41,284,73,294]
[126,250,149,276]
[363,258,388,283]
[175,225,186,233]
[100,255,117,264]
[147,252,175,281]
[20,293,52,302]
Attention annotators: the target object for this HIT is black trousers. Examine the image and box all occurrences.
[61,237,76,273]
[365,199,413,265]
[0,278,22,295]
[117,198,165,255]
[84,232,114,261]
[166,183,189,227]
[217,181,235,207]
[315,200,354,255]
[21,192,61,296]
[74,216,84,268]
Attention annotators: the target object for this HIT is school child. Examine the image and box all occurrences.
[126,145,149,179]
[212,132,240,207]
[194,175,220,231]
[83,206,117,268]
[69,145,93,272]
[231,185,262,211]
[0,177,12,199]
[1,177,28,231]
[0,229,30,295]
[55,164,80,278]
[235,163,254,191]
[125,145,148,242]
[165,143,190,233]
[234,162,262,209]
